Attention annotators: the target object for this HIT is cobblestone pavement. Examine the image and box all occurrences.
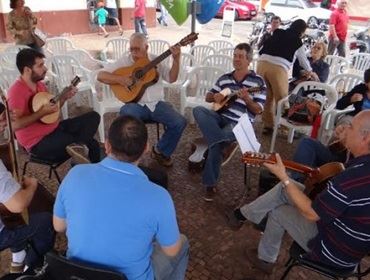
[1,14,369,280]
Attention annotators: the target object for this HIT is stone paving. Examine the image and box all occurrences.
[1,14,369,280]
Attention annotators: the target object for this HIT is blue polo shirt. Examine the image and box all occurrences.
[54,157,180,280]
[309,154,370,270]
[209,71,266,123]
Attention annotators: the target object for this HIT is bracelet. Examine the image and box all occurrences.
[282,179,290,188]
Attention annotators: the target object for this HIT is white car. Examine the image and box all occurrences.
[264,0,331,26]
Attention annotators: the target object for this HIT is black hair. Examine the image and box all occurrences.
[271,16,281,22]
[364,68,370,83]
[16,48,45,74]
[108,115,148,162]
[289,19,307,35]
[10,0,18,9]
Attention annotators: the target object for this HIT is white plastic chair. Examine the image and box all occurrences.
[218,47,234,57]
[201,54,233,72]
[0,69,19,96]
[148,39,170,56]
[162,53,196,95]
[100,38,129,63]
[0,52,18,71]
[189,45,216,65]
[329,73,363,98]
[3,44,30,53]
[50,55,93,118]
[324,55,349,82]
[66,49,107,70]
[45,37,76,56]
[180,66,226,122]
[208,40,234,52]
[350,53,370,74]
[91,71,123,143]
[269,81,338,152]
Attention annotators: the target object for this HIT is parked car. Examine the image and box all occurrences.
[216,0,258,20]
[264,0,331,26]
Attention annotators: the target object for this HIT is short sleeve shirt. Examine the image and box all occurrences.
[329,9,349,41]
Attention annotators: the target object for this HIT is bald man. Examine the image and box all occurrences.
[328,0,349,57]
[98,33,186,168]
[227,110,370,275]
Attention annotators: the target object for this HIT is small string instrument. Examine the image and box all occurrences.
[110,32,199,103]
[213,86,264,112]
[242,152,345,199]
[31,76,81,124]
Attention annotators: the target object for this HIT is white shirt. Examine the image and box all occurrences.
[105,0,117,9]
[103,53,171,111]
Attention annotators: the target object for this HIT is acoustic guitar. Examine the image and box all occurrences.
[242,152,345,199]
[213,86,264,112]
[31,76,81,124]
[0,92,54,229]
[110,32,199,103]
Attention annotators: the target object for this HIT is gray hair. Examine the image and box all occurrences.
[130,33,148,45]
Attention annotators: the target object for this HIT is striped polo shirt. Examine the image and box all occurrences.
[309,154,370,270]
[209,71,266,123]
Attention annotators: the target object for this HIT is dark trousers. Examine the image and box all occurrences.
[31,111,101,163]
[0,212,55,268]
[328,38,346,57]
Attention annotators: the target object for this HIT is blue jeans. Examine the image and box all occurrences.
[193,106,236,186]
[134,17,148,36]
[0,212,55,268]
[120,101,187,157]
[152,235,189,280]
[240,182,318,263]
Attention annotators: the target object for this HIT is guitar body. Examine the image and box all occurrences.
[213,95,237,112]
[32,92,60,124]
[111,57,159,103]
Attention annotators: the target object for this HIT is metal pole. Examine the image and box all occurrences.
[190,0,197,48]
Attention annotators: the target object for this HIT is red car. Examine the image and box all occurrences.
[216,0,258,20]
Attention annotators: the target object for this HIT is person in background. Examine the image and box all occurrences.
[328,0,349,57]
[6,0,41,52]
[292,41,330,85]
[95,1,109,38]
[157,1,168,26]
[53,115,189,280]
[134,0,148,38]
[105,0,124,36]
[257,19,317,135]
[336,68,370,116]
[257,16,281,50]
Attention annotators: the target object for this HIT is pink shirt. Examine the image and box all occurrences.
[134,0,146,17]
[7,79,58,151]
[329,8,349,41]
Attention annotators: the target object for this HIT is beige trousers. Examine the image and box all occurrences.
[257,60,289,129]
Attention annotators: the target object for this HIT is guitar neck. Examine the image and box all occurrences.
[280,160,316,174]
[142,49,172,75]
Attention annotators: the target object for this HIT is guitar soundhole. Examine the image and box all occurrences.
[135,70,144,80]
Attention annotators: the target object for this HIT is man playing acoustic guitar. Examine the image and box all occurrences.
[7,48,101,164]
[193,43,266,201]
[97,32,186,167]
[0,108,54,274]
[226,110,370,276]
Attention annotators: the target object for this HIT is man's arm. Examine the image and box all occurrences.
[12,103,58,130]
[238,88,263,115]
[160,235,185,257]
[168,45,181,83]
[3,177,38,213]
[53,216,67,233]
[264,153,320,222]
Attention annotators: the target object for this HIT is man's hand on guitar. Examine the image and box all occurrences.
[213,93,225,104]
[169,45,181,61]
[238,88,253,103]
[263,153,289,182]
[119,76,134,91]
[40,103,58,116]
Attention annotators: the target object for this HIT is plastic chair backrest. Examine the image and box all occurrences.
[148,39,170,56]
[45,37,75,55]
[67,49,103,70]
[218,47,234,57]
[0,52,18,71]
[0,70,19,96]
[3,45,31,54]
[208,40,234,52]
[190,45,216,64]
[351,53,370,73]
[201,54,233,72]
[324,55,349,80]
[103,38,129,61]
[329,73,363,98]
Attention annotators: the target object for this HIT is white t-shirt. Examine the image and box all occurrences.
[102,53,171,111]
[106,0,117,9]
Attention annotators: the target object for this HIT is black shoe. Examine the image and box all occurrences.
[225,209,244,231]
[245,248,274,274]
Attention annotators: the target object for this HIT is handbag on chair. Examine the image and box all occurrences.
[31,28,46,48]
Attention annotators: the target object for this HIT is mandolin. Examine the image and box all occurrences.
[31,76,81,124]
[110,32,199,103]
[242,152,345,199]
[213,86,264,112]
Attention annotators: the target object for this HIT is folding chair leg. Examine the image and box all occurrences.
[52,168,62,184]
[48,167,53,179]
[280,263,295,280]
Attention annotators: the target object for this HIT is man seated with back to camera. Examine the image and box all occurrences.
[0,108,54,274]
[7,48,101,164]
[53,115,189,280]
[226,110,370,276]
[193,43,266,202]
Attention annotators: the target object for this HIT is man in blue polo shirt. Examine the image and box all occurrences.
[193,43,266,202]
[226,110,370,275]
[53,115,189,280]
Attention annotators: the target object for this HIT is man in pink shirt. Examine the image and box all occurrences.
[134,0,148,38]
[328,0,349,57]
[8,48,101,164]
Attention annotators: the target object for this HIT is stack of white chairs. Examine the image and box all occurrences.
[100,37,129,63]
[324,55,349,82]
[90,70,123,143]
[208,40,234,52]
[269,81,338,152]
[189,45,216,65]
[3,44,30,54]
[201,54,233,72]
[67,49,107,70]
[45,37,77,56]
[0,52,18,72]
[0,69,19,96]
[180,66,226,122]
[148,39,170,56]
[218,47,234,57]
[350,53,370,74]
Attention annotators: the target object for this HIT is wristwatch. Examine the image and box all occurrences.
[282,179,290,188]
